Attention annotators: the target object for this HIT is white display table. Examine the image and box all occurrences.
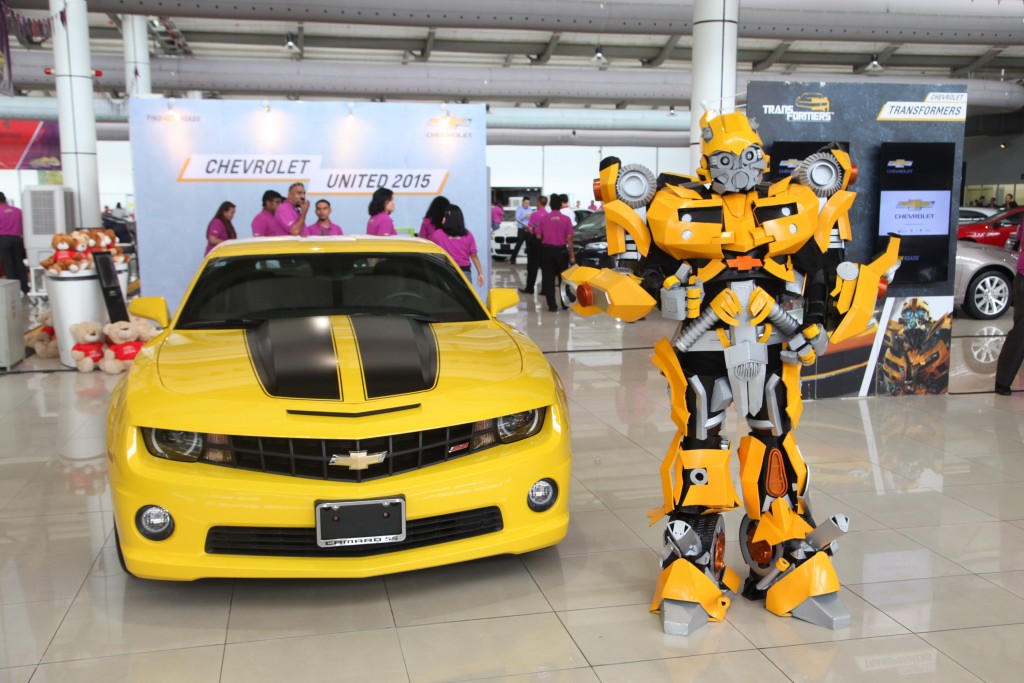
[45,267,129,368]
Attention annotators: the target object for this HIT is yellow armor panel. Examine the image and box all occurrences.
[765,552,841,617]
[650,560,731,622]
[653,337,691,433]
[754,498,814,547]
[738,436,766,520]
[831,236,901,344]
[605,199,652,257]
[678,449,742,510]
[784,432,808,498]
[648,194,725,260]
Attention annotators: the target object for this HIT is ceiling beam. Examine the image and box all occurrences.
[642,35,680,68]
[752,40,792,72]
[415,28,435,62]
[952,47,1005,76]
[530,32,560,65]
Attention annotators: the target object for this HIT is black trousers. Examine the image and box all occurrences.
[996,273,1024,388]
[541,245,569,310]
[522,236,542,292]
[0,235,28,293]
[510,228,528,262]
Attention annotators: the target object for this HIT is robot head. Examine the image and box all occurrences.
[697,111,770,194]
[899,298,933,346]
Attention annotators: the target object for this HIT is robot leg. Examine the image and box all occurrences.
[649,339,741,635]
[736,370,851,630]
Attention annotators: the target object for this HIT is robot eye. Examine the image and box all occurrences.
[742,147,760,162]
[712,153,732,168]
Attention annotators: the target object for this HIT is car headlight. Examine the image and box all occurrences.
[142,428,206,462]
[583,241,608,252]
[497,409,544,443]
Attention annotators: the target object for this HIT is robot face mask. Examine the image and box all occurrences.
[900,299,933,347]
[707,146,767,194]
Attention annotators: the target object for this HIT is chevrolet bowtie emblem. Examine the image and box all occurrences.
[329,450,387,470]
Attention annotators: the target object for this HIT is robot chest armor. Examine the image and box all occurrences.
[646,188,818,262]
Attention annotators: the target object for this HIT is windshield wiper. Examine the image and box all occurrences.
[178,318,265,329]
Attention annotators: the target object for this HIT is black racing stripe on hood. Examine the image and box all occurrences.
[351,316,438,399]
[245,317,341,400]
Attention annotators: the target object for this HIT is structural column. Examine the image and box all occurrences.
[689,0,738,172]
[122,14,151,97]
[50,0,100,228]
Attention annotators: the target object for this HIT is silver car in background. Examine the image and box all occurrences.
[955,240,1018,319]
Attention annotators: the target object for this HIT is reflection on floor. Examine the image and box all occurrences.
[0,261,1022,682]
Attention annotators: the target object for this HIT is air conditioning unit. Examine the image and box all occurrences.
[22,186,75,267]
[21,186,76,295]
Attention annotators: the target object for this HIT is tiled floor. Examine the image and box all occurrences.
[1,261,1023,681]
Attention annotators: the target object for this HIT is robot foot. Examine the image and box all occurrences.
[660,598,710,636]
[790,592,851,630]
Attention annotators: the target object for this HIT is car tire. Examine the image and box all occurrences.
[963,269,1012,319]
[113,523,137,578]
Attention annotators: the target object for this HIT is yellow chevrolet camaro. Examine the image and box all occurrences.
[108,237,571,580]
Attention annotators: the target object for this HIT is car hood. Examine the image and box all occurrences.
[154,316,523,404]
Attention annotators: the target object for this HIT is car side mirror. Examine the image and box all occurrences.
[129,296,170,328]
[487,288,520,316]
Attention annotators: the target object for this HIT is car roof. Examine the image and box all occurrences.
[207,236,446,258]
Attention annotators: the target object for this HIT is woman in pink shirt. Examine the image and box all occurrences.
[419,195,450,240]
[205,201,237,255]
[366,188,397,236]
[429,204,484,286]
[491,201,504,231]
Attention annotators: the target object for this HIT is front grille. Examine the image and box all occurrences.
[206,421,497,483]
[205,506,503,557]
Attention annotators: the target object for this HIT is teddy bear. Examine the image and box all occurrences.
[69,231,93,269]
[129,316,160,343]
[88,228,128,265]
[69,321,106,372]
[98,320,144,374]
[30,309,60,359]
[40,234,85,274]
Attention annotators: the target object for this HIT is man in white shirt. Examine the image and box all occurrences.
[558,194,576,226]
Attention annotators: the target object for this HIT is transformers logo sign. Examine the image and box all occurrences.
[761,92,834,122]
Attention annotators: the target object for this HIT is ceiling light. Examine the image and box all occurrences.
[285,33,298,51]
[149,18,160,29]
[669,105,676,116]
[593,45,607,64]
[865,53,884,73]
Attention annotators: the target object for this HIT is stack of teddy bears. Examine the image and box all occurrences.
[40,228,130,274]
[67,318,159,374]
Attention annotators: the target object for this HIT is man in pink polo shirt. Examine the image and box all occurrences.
[251,190,283,237]
[0,193,27,293]
[534,194,575,312]
[274,183,310,237]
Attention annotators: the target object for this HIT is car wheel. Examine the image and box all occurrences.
[964,269,1012,319]
[113,523,136,577]
[962,326,1004,375]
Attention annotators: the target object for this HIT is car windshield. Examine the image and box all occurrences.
[176,252,489,329]
[574,211,606,240]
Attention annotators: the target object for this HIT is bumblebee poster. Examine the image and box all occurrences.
[866,296,953,396]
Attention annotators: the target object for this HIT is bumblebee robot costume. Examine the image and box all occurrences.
[561,111,900,635]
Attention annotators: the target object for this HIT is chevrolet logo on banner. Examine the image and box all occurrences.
[897,199,935,210]
[778,158,801,170]
[329,450,387,470]
[887,159,914,169]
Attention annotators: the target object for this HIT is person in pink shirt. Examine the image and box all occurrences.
[535,194,575,312]
[274,182,310,236]
[491,200,504,231]
[419,195,450,240]
[429,204,484,286]
[302,200,343,236]
[366,188,397,236]
[251,190,283,237]
[0,192,27,293]
[520,194,548,294]
[205,201,237,255]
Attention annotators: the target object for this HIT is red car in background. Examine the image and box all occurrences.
[957,206,1024,247]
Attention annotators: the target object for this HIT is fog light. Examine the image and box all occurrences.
[528,479,558,512]
[136,505,174,541]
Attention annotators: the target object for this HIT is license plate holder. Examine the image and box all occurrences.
[315,497,406,548]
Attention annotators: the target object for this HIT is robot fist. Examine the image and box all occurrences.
[562,264,656,322]
[782,323,828,366]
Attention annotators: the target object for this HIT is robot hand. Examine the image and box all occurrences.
[660,264,704,320]
[562,264,656,322]
[782,323,828,366]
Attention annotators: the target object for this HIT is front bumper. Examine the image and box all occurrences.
[110,420,570,580]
